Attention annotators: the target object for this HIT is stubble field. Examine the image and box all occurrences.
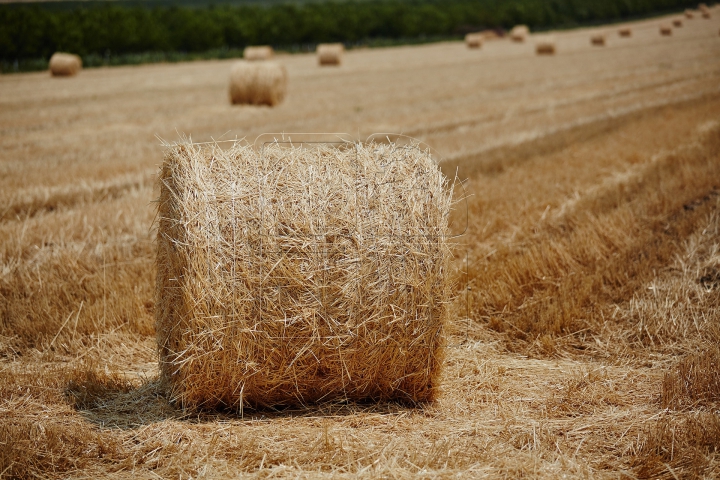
[1,8,720,479]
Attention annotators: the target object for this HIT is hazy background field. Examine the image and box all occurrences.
[0,0,709,72]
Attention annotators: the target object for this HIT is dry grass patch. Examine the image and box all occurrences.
[662,347,720,410]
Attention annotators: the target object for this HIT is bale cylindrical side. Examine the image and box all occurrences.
[672,19,683,27]
[49,52,82,77]
[685,9,695,19]
[156,140,453,410]
[536,40,556,55]
[591,34,606,46]
[660,25,673,36]
[228,60,287,107]
[243,45,274,61]
[317,43,344,66]
[619,28,632,37]
[465,33,483,49]
[510,25,529,42]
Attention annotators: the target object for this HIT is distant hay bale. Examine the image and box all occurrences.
[699,3,709,13]
[660,25,673,36]
[228,61,287,107]
[591,34,606,46]
[702,11,711,18]
[685,9,695,19]
[535,39,556,55]
[156,140,453,410]
[618,28,632,37]
[243,46,274,61]
[49,52,82,77]
[317,43,344,66]
[672,19,683,27]
[465,33,483,49]
[510,25,529,42]
[481,29,502,40]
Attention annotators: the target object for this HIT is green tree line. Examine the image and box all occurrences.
[0,0,703,65]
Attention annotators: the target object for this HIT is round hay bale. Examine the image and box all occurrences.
[685,9,695,19]
[243,45,274,61]
[464,33,483,49]
[702,11,711,18]
[535,39,556,55]
[156,140,453,410]
[228,60,287,107]
[672,19,683,27]
[618,28,632,37]
[510,25,529,42]
[49,52,82,77]
[660,25,673,36]
[699,3,709,13]
[591,34,606,46]
[317,43,344,66]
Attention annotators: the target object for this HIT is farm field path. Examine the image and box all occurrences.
[1,7,720,478]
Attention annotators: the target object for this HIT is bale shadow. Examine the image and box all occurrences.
[65,368,423,430]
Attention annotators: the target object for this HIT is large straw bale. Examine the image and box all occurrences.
[228,61,287,107]
[591,34,606,46]
[510,25,529,42]
[464,33,483,49]
[243,45,274,61]
[685,9,695,19]
[699,3,711,17]
[618,28,632,37]
[317,43,344,66]
[660,25,673,36]
[156,140,454,410]
[535,39,556,55]
[672,19,683,27]
[49,52,82,77]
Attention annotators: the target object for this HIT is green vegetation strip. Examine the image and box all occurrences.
[0,0,705,73]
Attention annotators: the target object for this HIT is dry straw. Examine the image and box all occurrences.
[591,34,606,46]
[155,139,454,410]
[535,38,556,55]
[510,25,529,42]
[49,52,82,77]
[660,25,673,36]
[699,3,711,18]
[464,33,483,49]
[243,45,274,61]
[685,9,695,19]
[618,28,632,37]
[228,61,287,107]
[317,43,344,66]
[672,19,683,27]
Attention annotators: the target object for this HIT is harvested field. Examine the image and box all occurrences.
[1,8,720,479]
